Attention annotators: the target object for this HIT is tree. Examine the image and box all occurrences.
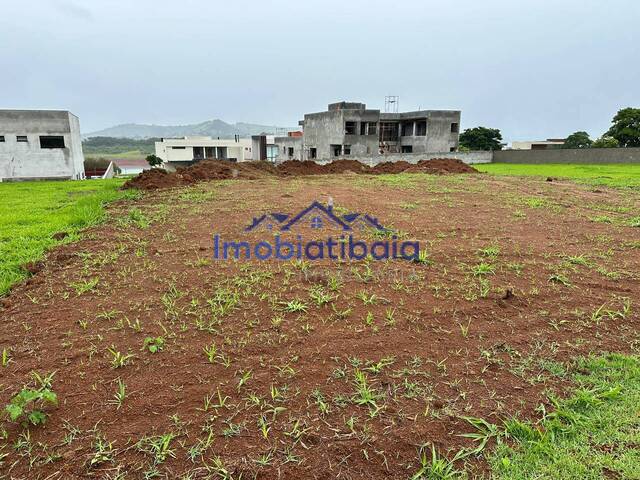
[562,131,592,149]
[592,136,619,148]
[605,108,640,147]
[459,127,503,151]
[146,154,163,167]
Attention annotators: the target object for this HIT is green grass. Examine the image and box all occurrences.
[488,353,640,479]
[476,163,640,189]
[0,179,135,296]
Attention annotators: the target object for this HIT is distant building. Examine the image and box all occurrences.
[511,139,566,150]
[0,110,85,181]
[250,135,279,163]
[112,158,150,176]
[274,101,461,162]
[155,136,253,169]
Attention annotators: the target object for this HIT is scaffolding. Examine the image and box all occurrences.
[384,95,399,113]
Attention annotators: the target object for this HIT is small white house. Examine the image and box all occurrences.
[155,136,252,169]
[0,110,85,181]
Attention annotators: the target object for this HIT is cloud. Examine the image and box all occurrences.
[52,0,94,21]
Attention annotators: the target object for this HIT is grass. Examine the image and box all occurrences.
[476,163,640,189]
[0,178,134,296]
[488,353,640,479]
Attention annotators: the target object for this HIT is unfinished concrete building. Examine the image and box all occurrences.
[0,110,85,181]
[275,102,461,162]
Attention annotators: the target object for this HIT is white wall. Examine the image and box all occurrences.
[0,110,85,181]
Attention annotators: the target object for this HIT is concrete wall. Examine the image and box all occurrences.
[0,110,85,181]
[493,147,640,164]
[321,150,493,166]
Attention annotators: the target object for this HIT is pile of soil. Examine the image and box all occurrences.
[404,158,479,174]
[124,158,478,190]
[370,160,412,174]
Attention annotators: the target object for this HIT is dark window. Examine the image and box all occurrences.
[379,123,399,142]
[287,147,294,157]
[193,147,204,159]
[309,147,317,159]
[368,122,377,135]
[345,121,356,135]
[172,146,186,149]
[401,123,414,137]
[17,136,28,143]
[205,147,215,158]
[331,144,341,157]
[451,123,459,133]
[450,147,456,152]
[416,121,427,136]
[343,145,351,155]
[360,122,367,135]
[401,145,413,153]
[0,136,4,142]
[39,136,65,149]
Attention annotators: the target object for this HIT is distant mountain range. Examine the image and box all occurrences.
[84,120,295,139]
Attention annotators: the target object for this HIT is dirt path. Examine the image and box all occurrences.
[1,173,639,479]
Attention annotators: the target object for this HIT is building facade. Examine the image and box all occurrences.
[155,136,253,169]
[511,139,566,150]
[0,110,85,181]
[274,102,461,162]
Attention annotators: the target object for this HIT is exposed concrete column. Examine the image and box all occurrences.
[413,121,416,136]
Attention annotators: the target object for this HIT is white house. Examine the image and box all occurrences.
[155,136,253,169]
[0,110,85,181]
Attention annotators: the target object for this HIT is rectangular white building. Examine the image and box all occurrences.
[155,136,253,169]
[0,110,85,181]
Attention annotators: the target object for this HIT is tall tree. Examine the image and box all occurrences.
[562,131,592,149]
[605,108,640,147]
[459,127,503,151]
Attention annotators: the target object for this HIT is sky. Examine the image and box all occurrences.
[1,0,638,143]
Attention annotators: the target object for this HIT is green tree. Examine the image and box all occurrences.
[605,108,640,147]
[592,136,620,148]
[146,154,163,167]
[459,127,503,151]
[562,131,592,149]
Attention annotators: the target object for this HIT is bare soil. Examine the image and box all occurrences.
[124,158,478,190]
[1,173,639,479]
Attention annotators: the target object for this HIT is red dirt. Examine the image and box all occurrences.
[1,174,638,479]
[124,158,478,190]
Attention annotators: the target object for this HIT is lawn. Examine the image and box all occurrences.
[476,163,640,189]
[0,178,135,296]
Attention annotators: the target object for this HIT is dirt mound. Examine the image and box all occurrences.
[277,160,326,176]
[404,158,479,174]
[322,159,370,174]
[124,157,479,190]
[122,168,186,190]
[371,161,412,174]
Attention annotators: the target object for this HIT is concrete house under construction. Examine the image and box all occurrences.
[275,102,461,162]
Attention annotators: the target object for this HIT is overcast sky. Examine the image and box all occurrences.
[1,0,638,142]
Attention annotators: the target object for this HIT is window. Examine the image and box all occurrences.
[401,123,414,137]
[368,122,377,135]
[39,136,65,149]
[451,122,459,133]
[287,147,294,157]
[360,122,367,135]
[331,144,341,157]
[309,147,317,159]
[17,136,27,143]
[193,147,204,159]
[344,121,356,135]
[172,146,186,149]
[416,121,427,136]
[343,145,351,155]
[401,145,413,153]
[0,136,4,142]
[310,216,323,229]
[450,147,457,152]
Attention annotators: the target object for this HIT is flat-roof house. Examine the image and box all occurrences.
[275,102,461,162]
[0,110,85,181]
[155,136,252,169]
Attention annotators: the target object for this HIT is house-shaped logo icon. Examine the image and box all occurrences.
[245,201,387,232]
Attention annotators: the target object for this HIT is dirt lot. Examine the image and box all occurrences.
[1,172,639,479]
